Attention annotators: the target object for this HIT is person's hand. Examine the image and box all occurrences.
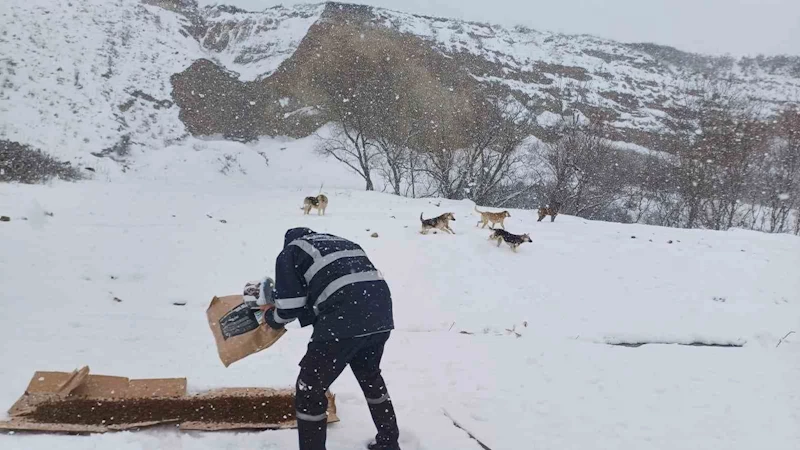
[259,304,275,313]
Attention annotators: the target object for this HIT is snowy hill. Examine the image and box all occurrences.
[1,139,799,449]
[2,0,800,166]
[0,0,201,161]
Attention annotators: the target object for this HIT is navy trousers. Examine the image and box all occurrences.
[295,331,400,450]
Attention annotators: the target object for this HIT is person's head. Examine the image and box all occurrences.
[284,227,315,248]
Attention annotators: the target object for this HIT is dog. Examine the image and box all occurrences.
[475,206,510,229]
[488,229,532,252]
[420,212,456,235]
[302,194,328,215]
[537,202,562,222]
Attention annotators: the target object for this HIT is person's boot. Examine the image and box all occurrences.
[367,401,400,450]
[297,417,328,450]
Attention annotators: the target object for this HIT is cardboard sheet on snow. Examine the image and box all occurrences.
[0,367,338,433]
[207,295,287,367]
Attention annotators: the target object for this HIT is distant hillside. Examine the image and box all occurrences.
[1,0,799,162]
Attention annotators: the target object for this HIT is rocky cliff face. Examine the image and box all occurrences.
[2,0,799,161]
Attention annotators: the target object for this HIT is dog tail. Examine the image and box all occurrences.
[474,205,482,214]
[419,212,423,222]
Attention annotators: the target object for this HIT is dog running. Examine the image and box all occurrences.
[537,202,562,222]
[488,229,532,252]
[419,212,456,234]
[474,206,511,229]
[302,194,329,215]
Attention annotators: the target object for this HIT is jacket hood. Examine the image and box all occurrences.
[284,227,315,248]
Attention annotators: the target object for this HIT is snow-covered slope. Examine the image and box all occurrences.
[374,8,800,136]
[199,4,325,81]
[0,140,798,449]
[0,0,204,161]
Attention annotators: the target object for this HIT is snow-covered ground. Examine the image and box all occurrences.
[1,140,799,450]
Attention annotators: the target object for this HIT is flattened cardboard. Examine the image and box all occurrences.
[24,367,90,395]
[207,295,287,367]
[8,367,187,418]
[0,419,175,434]
[0,419,107,434]
[1,367,339,434]
[20,367,186,399]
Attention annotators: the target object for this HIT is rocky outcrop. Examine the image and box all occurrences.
[168,2,800,150]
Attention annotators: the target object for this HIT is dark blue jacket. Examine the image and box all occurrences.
[265,227,394,342]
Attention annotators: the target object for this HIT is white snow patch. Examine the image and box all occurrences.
[536,111,562,127]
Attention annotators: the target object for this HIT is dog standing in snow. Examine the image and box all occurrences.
[537,202,561,222]
[302,194,328,215]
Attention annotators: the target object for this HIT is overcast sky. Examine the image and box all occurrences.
[200,0,800,56]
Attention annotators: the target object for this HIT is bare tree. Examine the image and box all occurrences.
[316,122,380,191]
[465,103,534,205]
[695,105,768,230]
[419,97,533,204]
[795,211,800,236]
[534,115,633,219]
[659,80,769,230]
[313,60,383,191]
[758,107,800,233]
[372,95,428,196]
[308,27,404,191]
[304,24,468,194]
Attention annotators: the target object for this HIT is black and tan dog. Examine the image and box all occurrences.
[537,202,562,222]
[419,212,456,234]
[475,206,511,229]
[489,229,532,252]
[302,194,328,215]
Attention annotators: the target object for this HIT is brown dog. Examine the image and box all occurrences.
[420,212,456,234]
[302,194,328,215]
[475,206,510,229]
[537,202,561,222]
[489,229,532,252]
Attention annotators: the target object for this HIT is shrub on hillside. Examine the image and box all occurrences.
[0,140,83,184]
